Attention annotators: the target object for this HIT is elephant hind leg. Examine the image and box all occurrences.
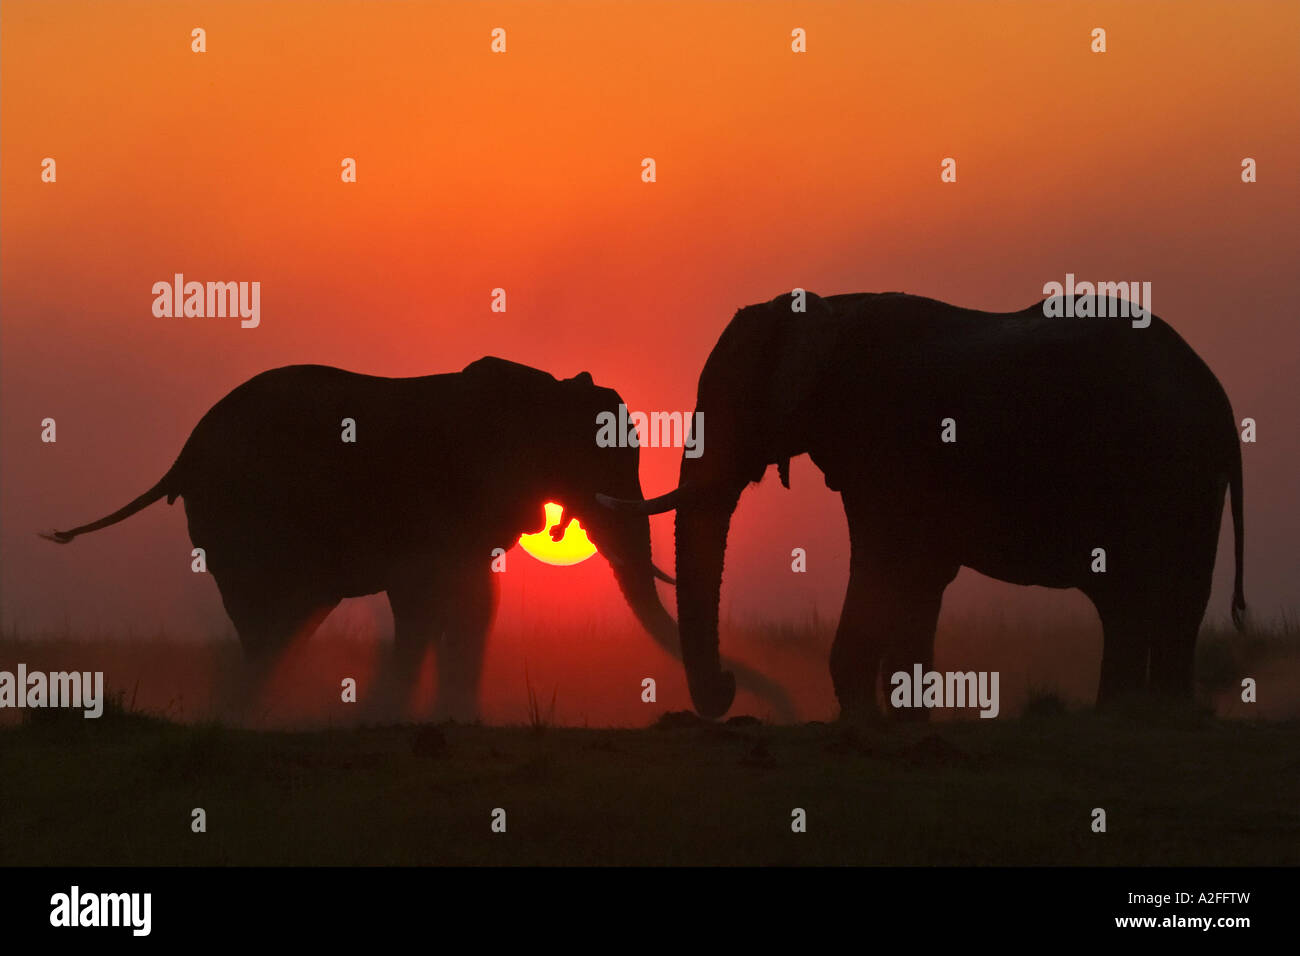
[1095,611,1150,706]
[1096,605,1205,709]
[1147,621,1199,700]
[1148,514,1218,701]
[212,571,338,719]
[1147,582,1213,701]
[1094,594,1212,707]
[1096,485,1221,706]
[218,574,335,659]
[1090,520,1216,707]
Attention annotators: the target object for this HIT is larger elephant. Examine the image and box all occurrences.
[613,291,1245,719]
[40,357,793,720]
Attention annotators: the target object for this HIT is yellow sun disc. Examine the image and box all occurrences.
[518,502,598,566]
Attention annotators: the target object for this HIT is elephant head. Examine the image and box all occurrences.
[599,293,839,718]
[462,357,680,659]
[482,356,798,720]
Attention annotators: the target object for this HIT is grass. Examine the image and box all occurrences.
[4,609,1296,725]
[524,665,558,735]
[1021,686,1068,720]
[1195,612,1299,692]
[1,698,1296,866]
[1,612,1296,865]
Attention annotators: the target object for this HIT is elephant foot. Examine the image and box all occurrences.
[835,696,886,728]
[433,695,481,725]
[359,688,408,726]
[210,652,277,726]
[357,661,417,726]
[1096,691,1206,726]
[687,670,736,721]
[888,705,933,725]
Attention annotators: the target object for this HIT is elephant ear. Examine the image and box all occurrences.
[762,291,838,488]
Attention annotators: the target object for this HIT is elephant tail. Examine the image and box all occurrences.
[1229,441,1246,631]
[38,465,180,544]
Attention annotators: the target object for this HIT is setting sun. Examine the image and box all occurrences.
[517,502,598,566]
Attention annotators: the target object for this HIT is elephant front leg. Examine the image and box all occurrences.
[877,585,947,723]
[830,562,883,719]
[830,550,955,723]
[382,570,446,722]
[432,566,498,723]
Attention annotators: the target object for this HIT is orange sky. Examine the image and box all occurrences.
[3,0,1297,642]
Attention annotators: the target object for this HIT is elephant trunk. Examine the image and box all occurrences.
[599,485,796,721]
[612,557,678,658]
[673,486,741,719]
[604,512,680,659]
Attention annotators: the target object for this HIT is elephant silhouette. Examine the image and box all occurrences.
[605,291,1246,720]
[40,358,795,721]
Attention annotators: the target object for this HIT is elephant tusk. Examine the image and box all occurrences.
[595,485,693,515]
[603,550,674,585]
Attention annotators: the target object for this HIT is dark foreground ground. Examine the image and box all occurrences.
[2,702,1297,866]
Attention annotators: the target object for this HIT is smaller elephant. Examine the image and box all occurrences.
[41,358,794,721]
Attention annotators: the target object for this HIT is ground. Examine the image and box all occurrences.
[3,615,1295,865]
[2,703,1297,866]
